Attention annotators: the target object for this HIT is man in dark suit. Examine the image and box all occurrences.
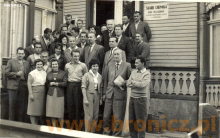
[102,48,131,136]
[129,11,152,43]
[40,28,53,51]
[122,14,130,37]
[132,32,150,69]
[81,32,105,73]
[24,37,39,60]
[115,24,133,63]
[101,19,116,53]
[77,32,89,49]
[5,47,30,122]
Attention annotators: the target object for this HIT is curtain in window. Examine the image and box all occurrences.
[212,25,220,76]
[34,9,42,36]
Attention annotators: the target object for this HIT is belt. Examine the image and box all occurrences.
[68,81,81,84]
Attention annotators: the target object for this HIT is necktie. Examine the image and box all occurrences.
[88,46,91,56]
[109,30,112,37]
[116,63,119,70]
[116,37,119,43]
[109,48,113,57]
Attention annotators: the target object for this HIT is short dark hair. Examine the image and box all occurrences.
[52,30,59,35]
[34,59,44,66]
[34,42,42,48]
[32,38,36,41]
[55,43,63,50]
[72,27,80,34]
[61,26,68,31]
[109,36,117,43]
[88,25,96,30]
[123,14,130,19]
[80,31,88,37]
[77,19,83,24]
[71,49,80,57]
[16,47,24,53]
[136,56,146,66]
[65,14,72,19]
[136,32,145,38]
[88,32,96,38]
[58,34,69,43]
[44,28,52,34]
[134,11,142,15]
[49,58,59,68]
[89,59,100,69]
[114,24,123,30]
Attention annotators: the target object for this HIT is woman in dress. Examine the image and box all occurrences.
[81,59,103,132]
[46,58,67,124]
[27,59,47,124]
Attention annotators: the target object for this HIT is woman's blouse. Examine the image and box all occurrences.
[29,69,47,86]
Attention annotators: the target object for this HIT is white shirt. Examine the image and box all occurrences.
[29,69,46,86]
[135,20,140,30]
[115,60,122,69]
[123,23,129,31]
[89,43,95,52]
[116,35,122,43]
[33,53,41,60]
[55,54,61,60]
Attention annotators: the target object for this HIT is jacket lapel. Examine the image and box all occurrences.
[115,62,125,78]
[14,59,21,71]
[137,21,143,32]
[118,36,124,48]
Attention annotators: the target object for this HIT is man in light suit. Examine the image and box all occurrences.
[115,24,133,63]
[40,28,53,51]
[5,47,30,122]
[122,14,131,37]
[101,19,116,53]
[58,14,76,33]
[102,36,126,76]
[102,49,132,136]
[81,32,105,73]
[129,11,152,43]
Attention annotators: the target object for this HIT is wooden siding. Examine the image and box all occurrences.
[145,2,198,67]
[63,0,86,28]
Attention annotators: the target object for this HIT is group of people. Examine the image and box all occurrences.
[5,11,151,138]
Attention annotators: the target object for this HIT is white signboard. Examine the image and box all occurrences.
[144,3,169,20]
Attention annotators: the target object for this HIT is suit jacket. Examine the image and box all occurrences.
[77,41,89,49]
[102,47,126,77]
[103,61,131,100]
[81,44,105,73]
[117,35,133,63]
[5,59,30,90]
[101,30,116,53]
[122,23,130,37]
[49,54,66,70]
[129,20,152,42]
[40,35,53,51]
[81,72,103,94]
[64,47,83,63]
[24,45,35,60]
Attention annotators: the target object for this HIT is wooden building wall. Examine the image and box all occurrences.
[145,2,198,67]
[63,0,87,28]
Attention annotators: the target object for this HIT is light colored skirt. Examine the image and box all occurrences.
[46,88,64,118]
[27,86,46,116]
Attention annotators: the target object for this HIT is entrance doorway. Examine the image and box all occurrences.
[96,0,114,27]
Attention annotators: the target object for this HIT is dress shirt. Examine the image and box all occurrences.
[65,61,88,82]
[55,54,61,60]
[81,42,86,49]
[115,60,122,69]
[43,62,50,72]
[89,43,95,52]
[63,45,67,51]
[123,23,129,31]
[43,36,50,46]
[33,53,41,60]
[109,47,118,57]
[135,20,140,30]
[89,69,99,90]
[108,30,113,37]
[116,35,122,43]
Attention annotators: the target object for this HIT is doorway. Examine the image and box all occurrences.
[96,0,114,27]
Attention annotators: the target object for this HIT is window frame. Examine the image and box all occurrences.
[208,8,220,78]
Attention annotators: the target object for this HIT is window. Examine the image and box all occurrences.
[209,4,220,77]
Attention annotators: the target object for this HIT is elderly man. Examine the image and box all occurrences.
[65,49,88,129]
[81,32,104,73]
[129,11,152,43]
[101,19,116,53]
[5,47,30,122]
[127,56,151,138]
[102,48,131,136]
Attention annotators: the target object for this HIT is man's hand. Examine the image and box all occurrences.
[50,82,56,86]
[102,95,106,101]
[83,98,89,106]
[17,71,23,76]
[29,94,34,101]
